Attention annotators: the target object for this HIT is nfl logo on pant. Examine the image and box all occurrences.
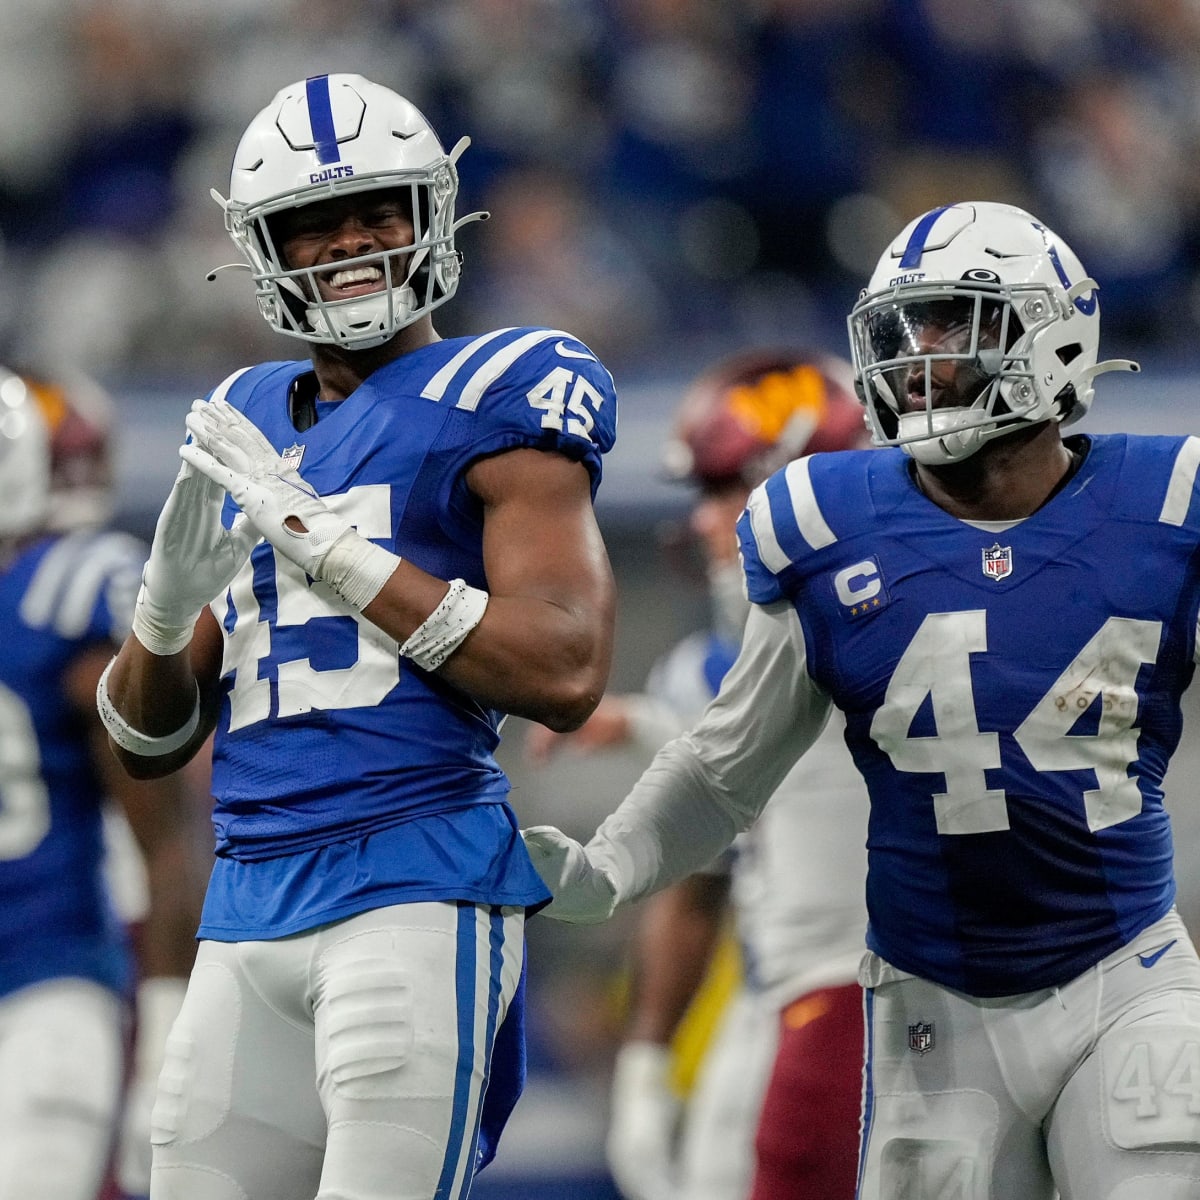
[908,1022,935,1054]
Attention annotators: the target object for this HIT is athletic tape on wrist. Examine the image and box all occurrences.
[130,583,196,657]
[399,578,489,671]
[320,529,401,610]
[96,658,200,757]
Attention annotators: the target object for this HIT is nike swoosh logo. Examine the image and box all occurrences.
[1138,939,1177,968]
[555,340,594,361]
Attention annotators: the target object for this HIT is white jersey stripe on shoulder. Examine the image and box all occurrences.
[747,486,788,574]
[19,532,142,637]
[18,535,81,630]
[784,457,838,550]
[53,533,143,638]
[420,329,516,402]
[454,329,577,412]
[1159,436,1200,526]
[208,365,255,405]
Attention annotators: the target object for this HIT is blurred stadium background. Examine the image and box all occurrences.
[7,1,1200,1195]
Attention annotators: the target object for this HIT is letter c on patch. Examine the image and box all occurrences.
[834,560,881,607]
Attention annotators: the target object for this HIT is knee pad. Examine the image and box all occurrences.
[1102,1023,1200,1153]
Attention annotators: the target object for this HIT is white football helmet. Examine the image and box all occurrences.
[848,201,1139,465]
[212,73,485,350]
[0,367,51,540]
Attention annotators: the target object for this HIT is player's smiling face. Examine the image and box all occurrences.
[272,190,416,303]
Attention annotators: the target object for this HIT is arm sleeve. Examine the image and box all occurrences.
[585,598,833,906]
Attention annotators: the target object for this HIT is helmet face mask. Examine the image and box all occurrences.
[216,74,480,351]
[848,201,1136,465]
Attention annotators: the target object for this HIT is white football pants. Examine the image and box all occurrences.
[859,908,1200,1199]
[149,901,525,1200]
[676,988,777,1200]
[0,977,125,1200]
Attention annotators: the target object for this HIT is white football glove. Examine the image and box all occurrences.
[181,399,353,580]
[133,455,259,656]
[521,825,620,923]
[606,1041,680,1200]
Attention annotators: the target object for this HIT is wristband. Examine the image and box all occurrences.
[320,529,401,610]
[130,582,196,657]
[96,658,201,757]
[399,578,488,671]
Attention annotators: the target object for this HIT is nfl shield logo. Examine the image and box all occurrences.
[981,542,1012,581]
[908,1021,935,1054]
[281,443,306,471]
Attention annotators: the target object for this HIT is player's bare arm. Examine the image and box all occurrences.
[104,610,224,780]
[379,445,615,729]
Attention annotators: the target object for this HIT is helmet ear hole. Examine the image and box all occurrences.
[1057,343,1083,365]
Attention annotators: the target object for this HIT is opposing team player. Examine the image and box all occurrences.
[0,371,201,1200]
[529,350,869,1200]
[99,74,617,1200]
[524,201,1200,1199]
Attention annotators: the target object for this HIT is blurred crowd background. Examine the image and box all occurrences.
[7,2,1200,1197]
[3,0,1200,386]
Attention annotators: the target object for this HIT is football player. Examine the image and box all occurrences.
[528,350,869,1200]
[0,372,201,1200]
[524,201,1200,1198]
[98,74,617,1200]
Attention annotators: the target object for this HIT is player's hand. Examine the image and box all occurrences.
[606,1041,680,1200]
[521,825,619,923]
[134,453,259,655]
[181,399,353,580]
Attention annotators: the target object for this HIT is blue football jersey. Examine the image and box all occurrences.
[0,530,144,999]
[202,328,616,919]
[737,434,1199,997]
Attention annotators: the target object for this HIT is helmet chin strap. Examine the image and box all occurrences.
[898,408,990,465]
[303,243,431,348]
[305,286,418,349]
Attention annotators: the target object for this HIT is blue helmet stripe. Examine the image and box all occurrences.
[898,205,952,269]
[305,75,341,165]
[1046,243,1098,315]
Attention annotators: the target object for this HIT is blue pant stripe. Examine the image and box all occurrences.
[434,903,479,1200]
[855,987,876,1198]
[455,907,507,1198]
[305,75,341,165]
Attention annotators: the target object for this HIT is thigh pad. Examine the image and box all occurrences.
[865,1090,997,1200]
[1102,1023,1200,1152]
